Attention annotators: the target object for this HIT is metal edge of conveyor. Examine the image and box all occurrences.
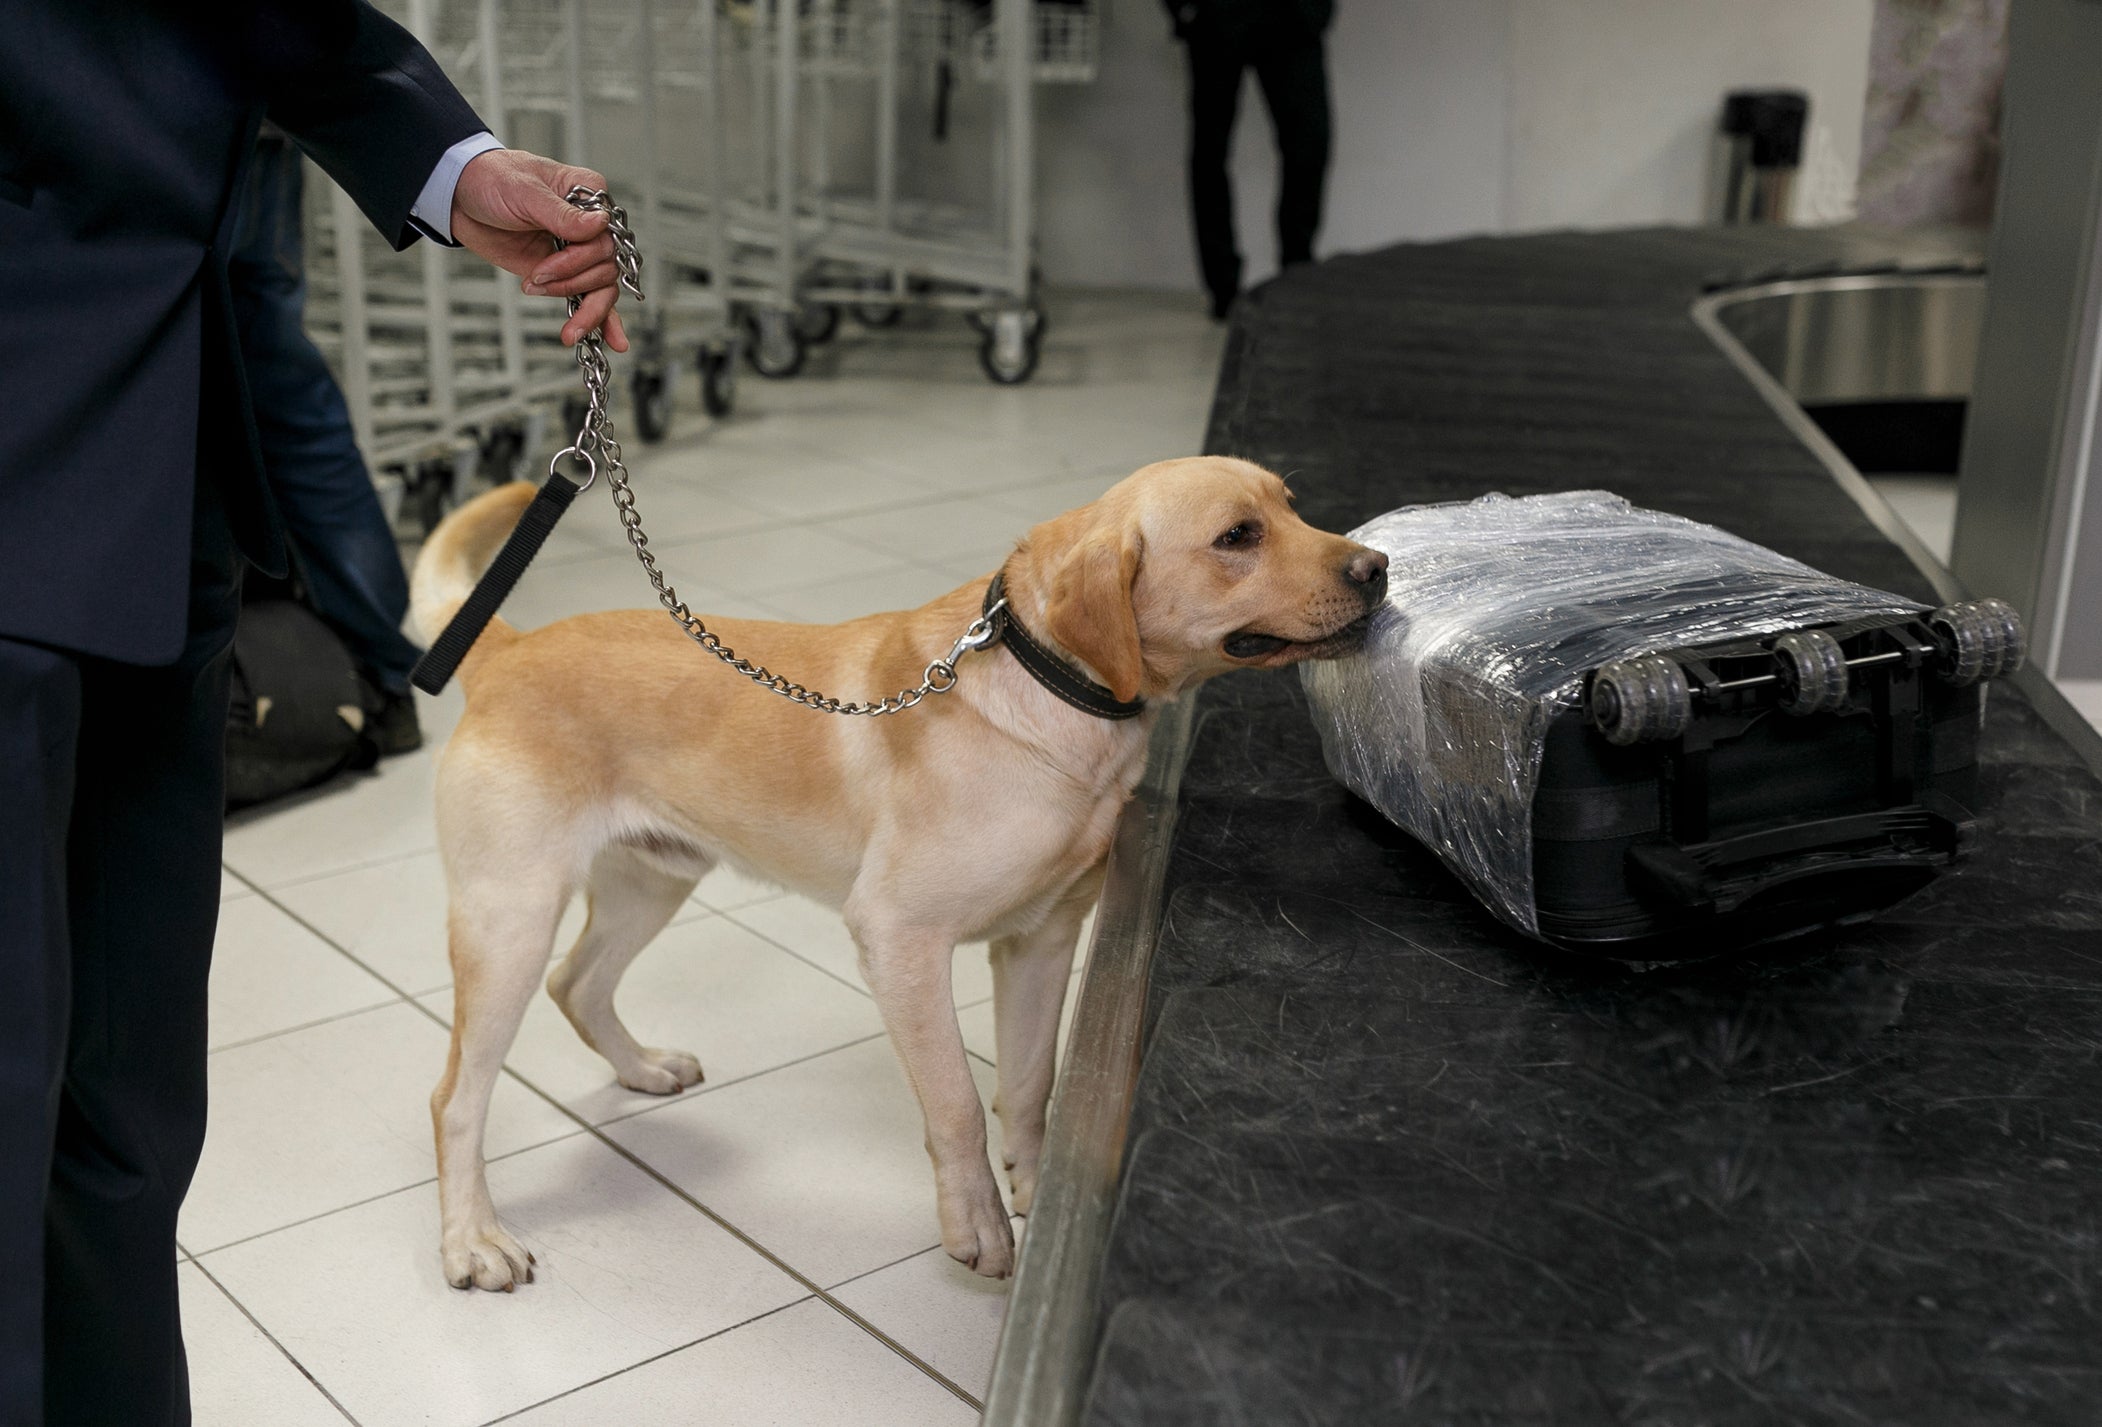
[980,693,1197,1427]
[1694,278,2102,778]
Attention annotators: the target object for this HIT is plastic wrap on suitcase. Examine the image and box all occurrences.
[1299,491,2015,948]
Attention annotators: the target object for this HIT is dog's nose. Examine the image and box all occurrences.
[1346,548,1388,599]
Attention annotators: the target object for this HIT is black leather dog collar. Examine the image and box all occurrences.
[983,573,1146,721]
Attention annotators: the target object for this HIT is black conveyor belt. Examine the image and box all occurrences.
[1079,227,2102,1425]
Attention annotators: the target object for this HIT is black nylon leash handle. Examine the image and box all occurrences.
[409,475,582,695]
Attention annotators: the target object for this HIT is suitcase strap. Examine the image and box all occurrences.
[410,472,582,696]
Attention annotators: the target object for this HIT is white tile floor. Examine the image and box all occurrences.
[188,292,1223,1426]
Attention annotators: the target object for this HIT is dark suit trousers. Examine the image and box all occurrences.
[1184,23,1333,306]
[0,481,240,1427]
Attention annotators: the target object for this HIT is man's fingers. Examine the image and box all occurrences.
[528,259,619,299]
[517,180,610,243]
[562,287,624,348]
[528,235,616,287]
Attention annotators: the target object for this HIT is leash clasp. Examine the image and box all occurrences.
[922,598,1008,695]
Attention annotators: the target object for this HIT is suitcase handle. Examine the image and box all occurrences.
[1625,794,1971,914]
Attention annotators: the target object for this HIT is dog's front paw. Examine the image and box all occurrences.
[617,1047,704,1096]
[939,1185,1017,1279]
[442,1221,536,1292]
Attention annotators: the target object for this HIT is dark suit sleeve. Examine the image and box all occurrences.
[246,1,488,250]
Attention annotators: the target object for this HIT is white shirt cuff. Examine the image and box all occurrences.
[407,131,506,245]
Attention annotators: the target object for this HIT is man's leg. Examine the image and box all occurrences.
[1253,27,1333,269]
[1185,32,1248,317]
[40,488,242,1427]
[229,142,422,746]
[0,642,83,1424]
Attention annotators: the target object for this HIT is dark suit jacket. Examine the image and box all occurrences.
[0,1,484,664]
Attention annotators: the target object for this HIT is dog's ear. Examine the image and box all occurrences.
[1040,522,1145,702]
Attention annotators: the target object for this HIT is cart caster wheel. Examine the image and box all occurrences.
[478,421,527,485]
[1590,654,1693,746]
[797,303,841,345]
[698,345,737,418]
[560,393,591,441]
[1930,598,2025,684]
[399,458,453,541]
[978,308,1043,385]
[743,310,807,379]
[853,301,902,328]
[631,368,672,443]
[1773,628,1850,714]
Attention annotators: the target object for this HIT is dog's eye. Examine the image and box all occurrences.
[1215,522,1259,549]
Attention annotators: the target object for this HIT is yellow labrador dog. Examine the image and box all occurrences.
[411,456,1386,1290]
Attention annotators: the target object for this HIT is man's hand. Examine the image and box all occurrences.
[451,149,630,352]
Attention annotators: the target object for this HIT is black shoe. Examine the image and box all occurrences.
[1208,289,1237,322]
[368,687,424,757]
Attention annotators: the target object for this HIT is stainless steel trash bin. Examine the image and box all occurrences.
[1714,89,1808,224]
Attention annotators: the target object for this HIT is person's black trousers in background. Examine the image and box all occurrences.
[1184,18,1333,315]
[0,482,241,1427]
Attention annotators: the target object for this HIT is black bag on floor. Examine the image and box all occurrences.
[225,598,379,810]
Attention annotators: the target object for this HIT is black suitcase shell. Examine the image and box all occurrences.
[1530,612,1982,953]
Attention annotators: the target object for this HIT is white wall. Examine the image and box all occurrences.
[1502,0,1873,231]
[1032,0,1875,290]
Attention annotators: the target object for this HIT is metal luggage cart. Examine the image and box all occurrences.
[576,0,745,435]
[299,0,744,538]
[707,0,1100,384]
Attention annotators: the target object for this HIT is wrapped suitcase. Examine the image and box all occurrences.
[1300,492,2024,955]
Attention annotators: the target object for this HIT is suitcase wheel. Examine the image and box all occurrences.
[1773,628,1850,715]
[1590,655,1693,745]
[1930,599,2026,685]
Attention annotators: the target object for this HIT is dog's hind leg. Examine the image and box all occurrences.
[547,844,702,1095]
[432,863,571,1292]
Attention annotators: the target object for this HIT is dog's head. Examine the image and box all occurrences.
[1013,457,1388,702]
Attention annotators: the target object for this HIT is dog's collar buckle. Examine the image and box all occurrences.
[981,574,1147,721]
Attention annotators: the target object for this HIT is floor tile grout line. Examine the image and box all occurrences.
[815,1227,1015,1298]
[589,1030,896,1130]
[716,909,1004,1022]
[207,995,409,1058]
[185,1127,590,1261]
[473,1296,823,1426]
[187,1257,366,1427]
[226,843,439,897]
[716,911,878,1002]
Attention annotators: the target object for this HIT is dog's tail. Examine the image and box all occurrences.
[410,481,539,681]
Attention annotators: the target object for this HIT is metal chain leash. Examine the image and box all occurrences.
[552,187,1004,715]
